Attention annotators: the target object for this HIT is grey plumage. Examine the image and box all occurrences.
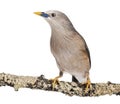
[34,10,91,84]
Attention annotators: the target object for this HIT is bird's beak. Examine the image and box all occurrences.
[34,11,49,18]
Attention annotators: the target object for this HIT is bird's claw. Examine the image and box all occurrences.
[84,78,91,93]
[50,76,60,90]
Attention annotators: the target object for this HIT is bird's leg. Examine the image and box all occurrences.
[51,71,63,90]
[85,76,91,93]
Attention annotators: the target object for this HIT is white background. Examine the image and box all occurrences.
[0,0,120,103]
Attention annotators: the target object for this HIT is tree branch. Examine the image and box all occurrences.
[0,73,120,97]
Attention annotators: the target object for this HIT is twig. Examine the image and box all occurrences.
[0,73,120,96]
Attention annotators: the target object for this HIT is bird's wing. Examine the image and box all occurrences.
[72,33,91,83]
[85,44,91,68]
[77,32,91,68]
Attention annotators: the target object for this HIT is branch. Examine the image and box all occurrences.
[0,73,120,97]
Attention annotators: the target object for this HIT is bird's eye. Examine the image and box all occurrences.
[51,13,56,17]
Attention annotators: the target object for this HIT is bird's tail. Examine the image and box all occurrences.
[72,76,79,83]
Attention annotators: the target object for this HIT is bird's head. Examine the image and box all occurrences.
[34,10,74,31]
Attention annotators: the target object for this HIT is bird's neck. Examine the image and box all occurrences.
[51,24,76,36]
[51,28,74,40]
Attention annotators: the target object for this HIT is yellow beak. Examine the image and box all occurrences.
[34,12,42,16]
[34,11,49,18]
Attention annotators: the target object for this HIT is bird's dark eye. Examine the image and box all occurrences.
[51,13,56,17]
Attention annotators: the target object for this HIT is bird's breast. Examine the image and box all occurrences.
[50,32,73,58]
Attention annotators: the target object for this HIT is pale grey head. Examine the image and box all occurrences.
[34,10,75,32]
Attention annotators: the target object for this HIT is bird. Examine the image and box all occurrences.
[34,10,91,91]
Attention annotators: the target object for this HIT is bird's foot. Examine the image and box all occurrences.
[50,71,63,90]
[50,76,60,90]
[84,78,91,93]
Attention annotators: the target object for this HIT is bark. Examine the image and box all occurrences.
[0,73,120,97]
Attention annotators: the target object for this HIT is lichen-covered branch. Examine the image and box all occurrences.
[0,73,120,97]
